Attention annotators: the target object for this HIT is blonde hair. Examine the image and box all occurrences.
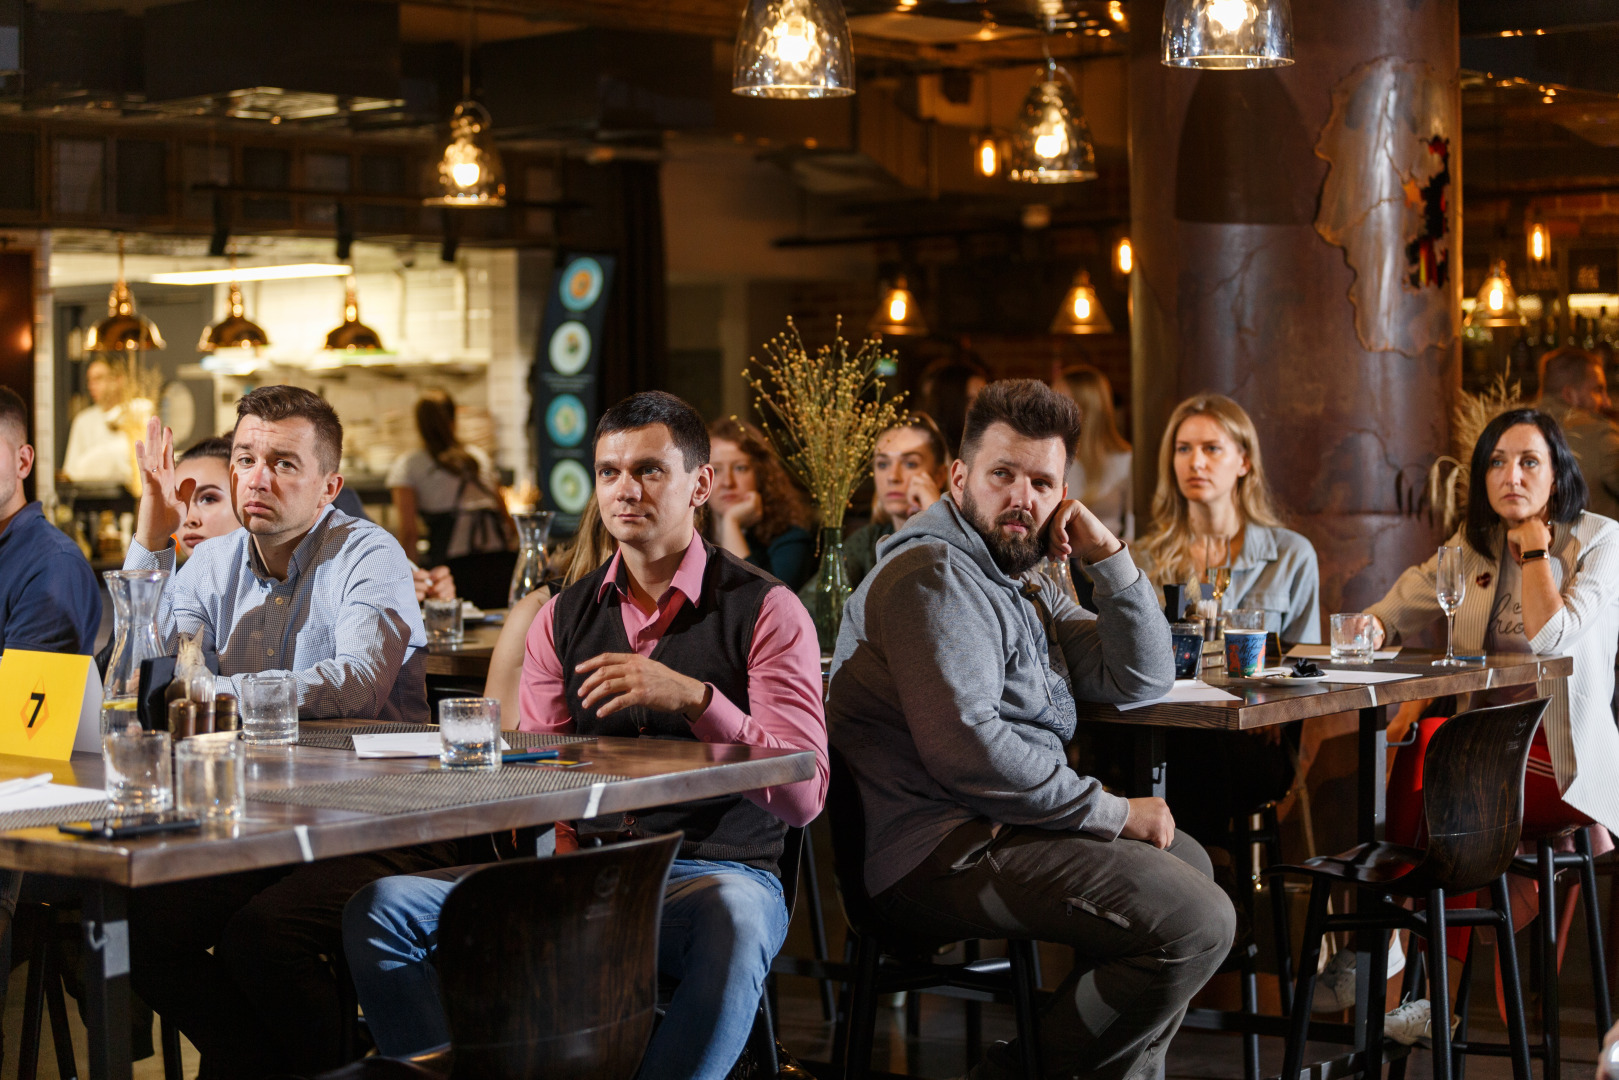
[557,498,616,587]
[1138,393,1284,587]
[1054,365,1130,502]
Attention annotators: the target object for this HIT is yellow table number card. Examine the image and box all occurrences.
[0,650,105,761]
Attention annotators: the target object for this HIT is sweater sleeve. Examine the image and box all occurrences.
[1049,544,1176,704]
[1530,520,1619,656]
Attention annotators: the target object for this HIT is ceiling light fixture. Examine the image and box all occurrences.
[1051,270,1114,334]
[1007,59,1097,184]
[425,2,506,207]
[974,69,999,178]
[1162,0,1294,69]
[869,275,928,336]
[1465,259,1525,329]
[1527,218,1549,266]
[1115,236,1133,275]
[732,0,855,100]
[200,258,270,354]
[324,278,385,352]
[148,264,353,286]
[87,236,165,353]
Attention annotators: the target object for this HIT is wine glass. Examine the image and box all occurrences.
[1432,545,1468,666]
[1202,534,1233,619]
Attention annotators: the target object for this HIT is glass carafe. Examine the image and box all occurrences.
[508,511,556,607]
[102,569,169,734]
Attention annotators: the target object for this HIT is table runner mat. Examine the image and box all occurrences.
[297,723,593,752]
[0,801,113,833]
[250,767,629,816]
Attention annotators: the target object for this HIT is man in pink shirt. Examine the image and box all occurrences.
[343,391,827,1080]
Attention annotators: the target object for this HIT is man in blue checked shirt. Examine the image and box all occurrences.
[122,385,461,1079]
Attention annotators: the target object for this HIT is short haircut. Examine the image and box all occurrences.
[0,385,27,444]
[593,391,709,472]
[959,379,1082,465]
[180,435,233,462]
[1540,346,1602,398]
[1465,408,1588,559]
[235,385,344,473]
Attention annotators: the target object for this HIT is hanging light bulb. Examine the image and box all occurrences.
[200,261,270,354]
[1114,236,1134,275]
[1527,217,1550,266]
[1162,0,1294,69]
[425,101,506,207]
[1051,270,1114,335]
[732,0,855,99]
[87,236,165,353]
[324,278,384,352]
[869,275,928,336]
[1464,260,1525,329]
[975,131,1000,178]
[1007,60,1096,184]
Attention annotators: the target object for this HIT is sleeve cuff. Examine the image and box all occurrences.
[688,683,749,742]
[1082,791,1131,841]
[1529,611,1567,655]
[1085,543,1142,597]
[124,538,176,573]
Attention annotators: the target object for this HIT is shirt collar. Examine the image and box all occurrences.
[246,503,337,584]
[0,501,44,549]
[595,528,708,609]
[1230,523,1278,570]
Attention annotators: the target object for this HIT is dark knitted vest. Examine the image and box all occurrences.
[552,539,787,877]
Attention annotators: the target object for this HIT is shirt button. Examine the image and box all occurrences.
[266,648,275,657]
[275,597,285,605]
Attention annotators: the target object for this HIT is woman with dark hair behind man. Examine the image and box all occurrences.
[707,417,817,591]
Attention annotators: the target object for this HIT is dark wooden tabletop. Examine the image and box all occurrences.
[422,621,503,678]
[1073,652,1572,730]
[0,725,815,889]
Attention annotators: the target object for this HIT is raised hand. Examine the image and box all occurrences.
[905,471,941,518]
[1046,498,1123,565]
[725,491,763,529]
[133,415,193,552]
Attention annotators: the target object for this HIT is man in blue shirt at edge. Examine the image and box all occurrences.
[122,385,461,1079]
[0,385,101,1046]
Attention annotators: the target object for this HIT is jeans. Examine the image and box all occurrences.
[874,820,1236,1080]
[344,858,789,1080]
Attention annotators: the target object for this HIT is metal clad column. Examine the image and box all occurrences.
[1129,0,1461,615]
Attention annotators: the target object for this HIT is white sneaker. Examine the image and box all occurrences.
[1312,950,1358,1013]
[1384,998,1460,1046]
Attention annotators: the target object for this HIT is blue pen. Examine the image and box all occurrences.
[503,749,561,762]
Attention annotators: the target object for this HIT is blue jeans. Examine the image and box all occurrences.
[343,858,788,1080]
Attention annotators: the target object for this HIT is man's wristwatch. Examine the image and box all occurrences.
[1519,548,1549,563]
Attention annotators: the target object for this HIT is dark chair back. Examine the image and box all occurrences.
[826,746,881,935]
[434,831,682,1080]
[779,825,806,921]
[1418,698,1547,894]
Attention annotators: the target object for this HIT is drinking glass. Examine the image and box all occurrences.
[1225,609,1265,632]
[103,729,173,814]
[175,733,245,821]
[241,673,299,745]
[1170,622,1204,679]
[424,597,464,646]
[1433,545,1468,667]
[439,698,502,770]
[1330,613,1375,664]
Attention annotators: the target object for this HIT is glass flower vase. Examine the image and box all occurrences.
[102,569,168,735]
[809,527,850,656]
[507,511,556,608]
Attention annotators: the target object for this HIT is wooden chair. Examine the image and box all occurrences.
[317,831,682,1080]
[825,747,1044,1080]
[1270,698,1549,1080]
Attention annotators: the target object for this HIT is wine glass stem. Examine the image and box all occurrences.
[1445,612,1456,661]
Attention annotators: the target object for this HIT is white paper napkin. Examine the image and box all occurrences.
[0,783,110,812]
[351,732,510,759]
[1115,679,1242,712]
[1317,668,1420,684]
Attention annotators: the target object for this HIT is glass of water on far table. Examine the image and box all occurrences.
[1432,544,1469,666]
[1330,613,1375,664]
[440,698,502,770]
[424,597,464,646]
[241,672,299,745]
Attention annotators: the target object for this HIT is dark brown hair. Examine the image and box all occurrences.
[235,385,343,473]
[415,389,487,492]
[1539,346,1602,399]
[595,391,709,472]
[180,435,233,462]
[0,385,27,443]
[959,379,1081,465]
[1465,409,1588,559]
[707,417,813,545]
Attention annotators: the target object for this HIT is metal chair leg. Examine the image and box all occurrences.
[1536,840,1561,1080]
[1491,877,1534,1080]
[964,939,983,1067]
[1240,948,1261,1080]
[842,933,884,1080]
[18,923,47,1080]
[1281,881,1331,1080]
[160,1017,184,1080]
[1576,827,1614,1037]
[1451,943,1475,1080]
[1008,940,1044,1080]
[1263,806,1296,1017]
[1387,935,1424,1080]
[799,827,839,1022]
[1428,890,1453,1080]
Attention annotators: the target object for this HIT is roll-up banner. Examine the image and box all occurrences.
[530,253,613,535]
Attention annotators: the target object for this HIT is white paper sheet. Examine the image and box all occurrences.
[1115,679,1242,712]
[351,732,511,759]
[1318,668,1420,684]
[1287,644,1402,661]
[0,782,108,812]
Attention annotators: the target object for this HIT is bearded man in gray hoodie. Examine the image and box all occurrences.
[828,379,1235,1080]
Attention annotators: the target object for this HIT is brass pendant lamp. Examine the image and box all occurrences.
[200,258,270,353]
[425,2,506,207]
[86,236,165,353]
[1051,270,1114,334]
[324,278,384,352]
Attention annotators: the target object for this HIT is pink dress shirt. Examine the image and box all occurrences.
[519,531,828,828]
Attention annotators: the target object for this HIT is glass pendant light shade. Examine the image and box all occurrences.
[1465,260,1524,329]
[869,275,928,336]
[1527,218,1550,266]
[324,279,384,352]
[1114,237,1133,275]
[1162,0,1294,69]
[1007,62,1097,184]
[732,0,855,100]
[425,101,507,207]
[975,131,1001,178]
[87,238,164,352]
[1051,271,1114,334]
[200,282,270,353]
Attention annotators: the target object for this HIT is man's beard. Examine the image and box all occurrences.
[960,488,1050,577]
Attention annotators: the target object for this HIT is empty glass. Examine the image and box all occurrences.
[439,698,501,770]
[103,729,173,814]
[424,597,464,646]
[1225,609,1265,632]
[1330,613,1375,664]
[175,733,245,821]
[241,672,299,746]
[1433,545,1468,667]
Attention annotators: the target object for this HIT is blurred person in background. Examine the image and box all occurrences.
[919,355,988,458]
[1536,346,1619,519]
[707,417,816,591]
[1053,364,1134,540]
[61,357,144,483]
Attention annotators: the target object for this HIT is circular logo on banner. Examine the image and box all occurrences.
[545,394,588,448]
[548,320,592,376]
[549,459,593,515]
[560,257,604,312]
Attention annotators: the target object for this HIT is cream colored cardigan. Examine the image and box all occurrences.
[1366,512,1619,833]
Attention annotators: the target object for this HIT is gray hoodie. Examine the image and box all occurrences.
[827,496,1175,896]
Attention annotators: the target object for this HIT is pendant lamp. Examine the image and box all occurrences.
[869,275,927,336]
[324,278,384,352]
[1114,237,1134,276]
[86,236,165,353]
[425,3,506,207]
[1051,271,1114,334]
[732,0,855,99]
[1162,0,1294,69]
[1527,218,1550,266]
[200,263,270,353]
[1465,260,1525,329]
[1007,60,1097,184]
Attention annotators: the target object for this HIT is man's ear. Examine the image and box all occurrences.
[17,442,34,480]
[320,472,344,508]
[690,462,714,508]
[948,457,967,500]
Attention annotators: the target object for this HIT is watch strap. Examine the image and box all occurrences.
[1520,548,1549,562]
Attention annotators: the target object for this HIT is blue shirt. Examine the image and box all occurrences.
[0,502,101,655]
[125,505,428,724]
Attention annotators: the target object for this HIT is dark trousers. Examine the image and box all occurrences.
[874,820,1235,1080]
[129,842,460,1079]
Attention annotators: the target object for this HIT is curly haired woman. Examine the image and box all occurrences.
[706,417,816,591]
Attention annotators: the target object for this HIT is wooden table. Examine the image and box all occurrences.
[1073,651,1572,1080]
[0,726,815,1080]
[422,621,503,680]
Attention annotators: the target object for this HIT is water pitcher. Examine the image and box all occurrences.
[508,511,556,607]
[102,569,168,734]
